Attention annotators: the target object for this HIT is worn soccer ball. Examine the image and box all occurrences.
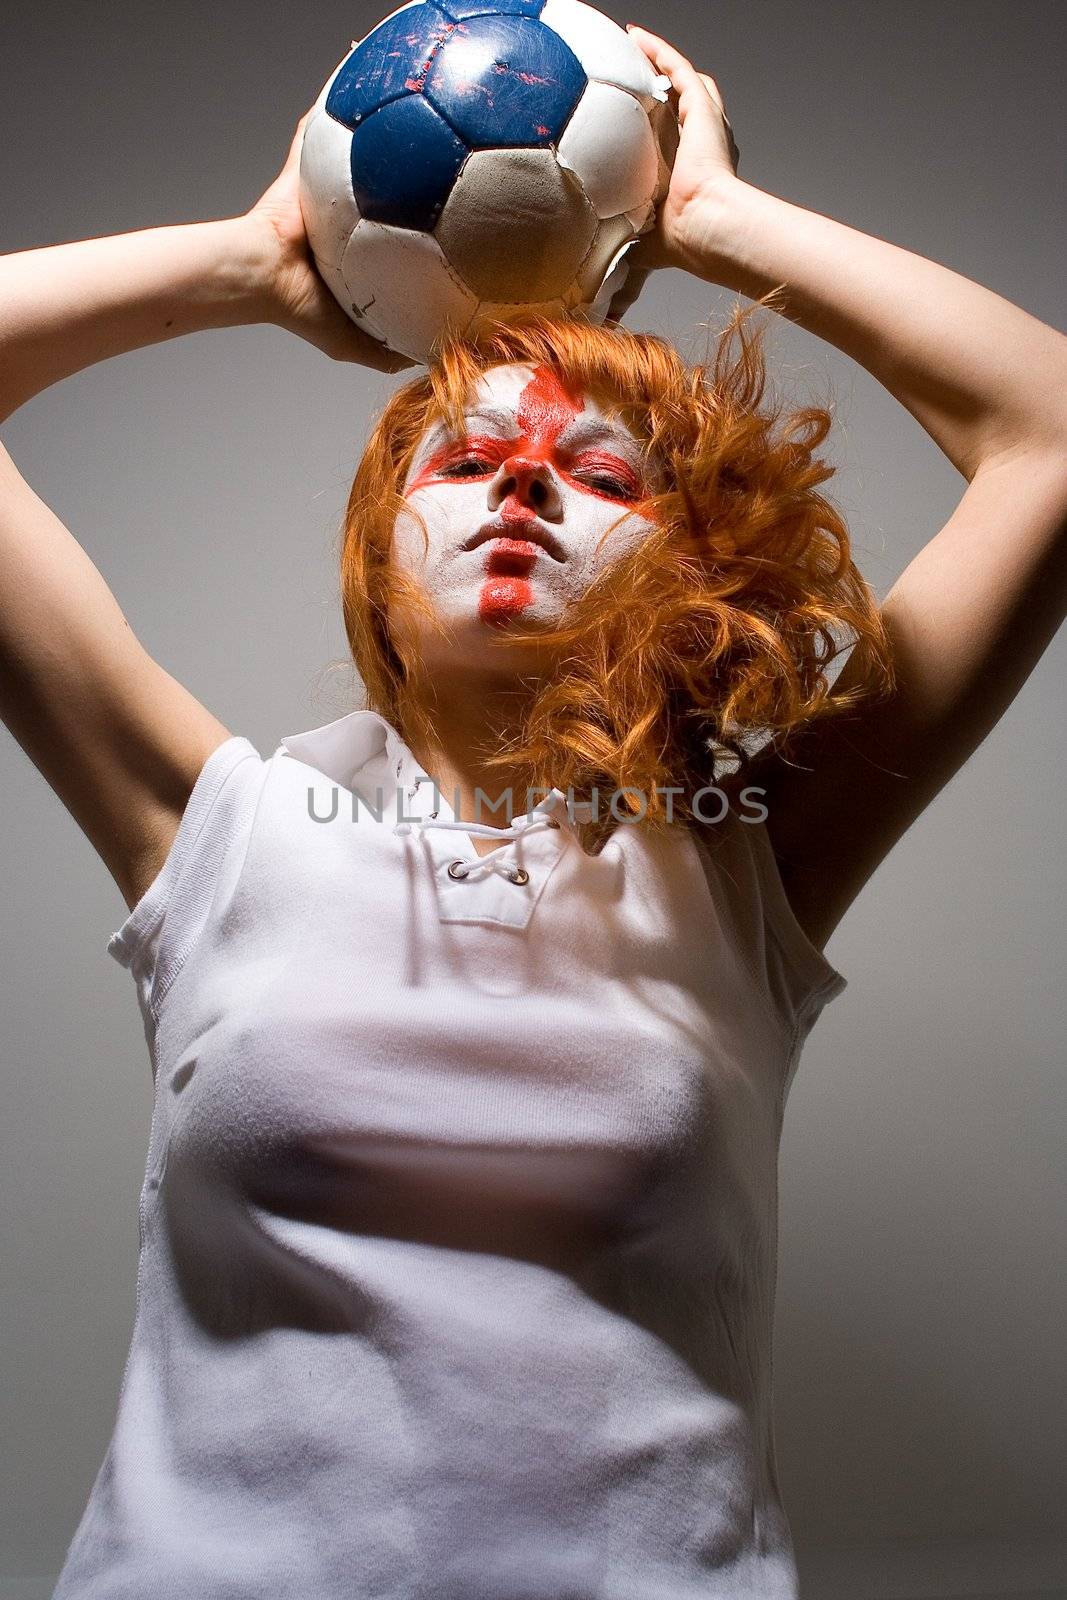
[298,0,678,363]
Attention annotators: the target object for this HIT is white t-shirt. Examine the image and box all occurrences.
[53,708,846,1600]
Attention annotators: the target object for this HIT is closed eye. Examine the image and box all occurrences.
[437,456,495,479]
[574,471,636,499]
[566,445,644,502]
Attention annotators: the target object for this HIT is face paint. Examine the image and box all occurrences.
[393,363,658,653]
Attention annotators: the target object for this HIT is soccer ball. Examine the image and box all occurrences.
[298,0,678,363]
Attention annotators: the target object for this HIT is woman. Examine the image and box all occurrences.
[3,22,1064,1600]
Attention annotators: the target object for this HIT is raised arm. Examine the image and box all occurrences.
[0,113,406,914]
[628,26,1067,949]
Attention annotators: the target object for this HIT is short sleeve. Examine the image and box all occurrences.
[741,812,848,1015]
[689,806,847,1046]
[106,734,265,1023]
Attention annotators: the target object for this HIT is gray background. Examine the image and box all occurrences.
[2,2,1064,1596]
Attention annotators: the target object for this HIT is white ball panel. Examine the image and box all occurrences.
[340,222,478,363]
[557,81,659,220]
[587,237,639,323]
[299,107,361,271]
[540,0,670,106]
[313,253,388,345]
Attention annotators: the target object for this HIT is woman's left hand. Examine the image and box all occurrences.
[245,110,414,370]
[608,25,743,316]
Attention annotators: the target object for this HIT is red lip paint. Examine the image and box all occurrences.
[484,536,541,566]
[478,574,535,626]
[478,536,539,626]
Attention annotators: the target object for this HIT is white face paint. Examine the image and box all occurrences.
[390,362,659,666]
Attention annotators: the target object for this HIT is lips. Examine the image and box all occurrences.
[482,540,542,580]
[462,520,566,563]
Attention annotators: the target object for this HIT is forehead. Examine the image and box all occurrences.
[467,363,623,431]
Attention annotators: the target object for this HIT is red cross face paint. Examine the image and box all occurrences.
[392,364,659,665]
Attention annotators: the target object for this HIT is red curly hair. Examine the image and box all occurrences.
[338,298,895,834]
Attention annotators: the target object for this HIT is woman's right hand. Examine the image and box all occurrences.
[606,27,742,323]
[242,110,413,373]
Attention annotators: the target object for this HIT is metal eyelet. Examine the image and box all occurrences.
[447,860,469,880]
[509,866,530,886]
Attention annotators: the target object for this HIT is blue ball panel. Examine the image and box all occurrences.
[350,94,469,231]
[326,3,455,128]
[439,0,544,17]
[425,15,585,148]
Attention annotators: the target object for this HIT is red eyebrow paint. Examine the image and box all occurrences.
[515,365,584,453]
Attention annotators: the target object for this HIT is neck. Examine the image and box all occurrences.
[398,667,546,831]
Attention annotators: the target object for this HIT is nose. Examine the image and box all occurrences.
[486,453,563,521]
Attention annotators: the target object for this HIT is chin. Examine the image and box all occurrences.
[414,610,562,678]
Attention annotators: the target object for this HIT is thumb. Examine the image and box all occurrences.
[603,229,668,324]
[326,316,415,372]
[605,261,653,326]
[287,272,415,371]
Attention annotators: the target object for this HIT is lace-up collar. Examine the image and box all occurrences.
[276,709,594,922]
[275,707,595,856]
[393,775,590,882]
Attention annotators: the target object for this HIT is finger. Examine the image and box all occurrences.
[605,261,652,326]
[311,286,414,371]
[625,26,723,141]
[697,71,740,171]
[280,112,310,174]
[604,230,665,322]
[697,73,739,168]
[284,105,321,168]
[698,72,727,118]
[704,92,741,172]
[625,229,668,277]
[696,77,735,138]
[341,322,415,373]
